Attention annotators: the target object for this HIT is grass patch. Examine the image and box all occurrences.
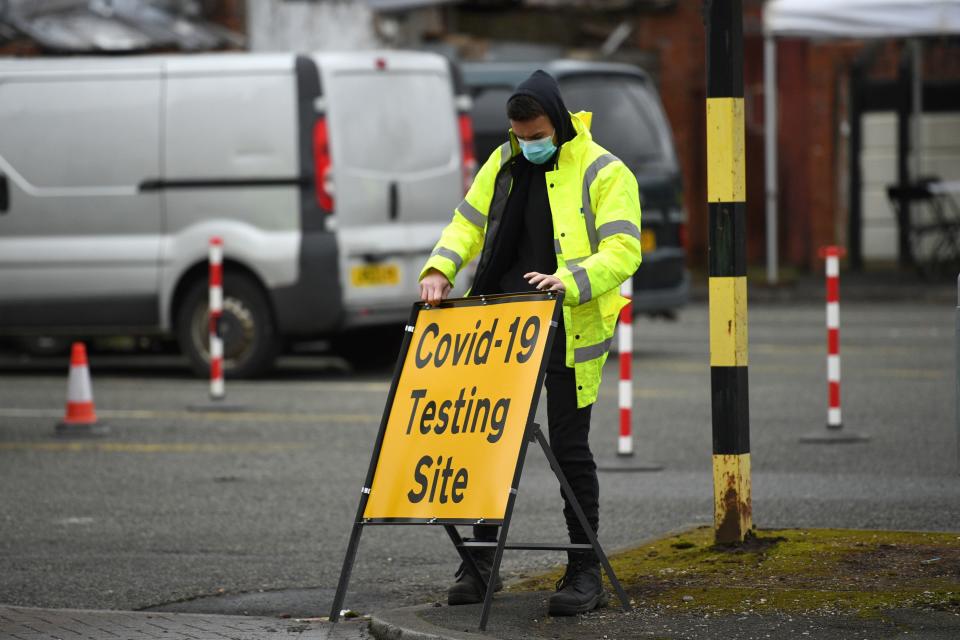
[510,526,960,617]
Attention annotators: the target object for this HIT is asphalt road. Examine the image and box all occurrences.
[1,300,957,619]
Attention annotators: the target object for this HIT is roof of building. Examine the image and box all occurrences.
[0,0,244,53]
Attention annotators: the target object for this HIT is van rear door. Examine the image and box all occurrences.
[316,52,464,324]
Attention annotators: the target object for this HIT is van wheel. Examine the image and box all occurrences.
[175,272,280,378]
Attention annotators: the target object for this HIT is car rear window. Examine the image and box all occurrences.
[559,76,676,166]
[330,71,457,173]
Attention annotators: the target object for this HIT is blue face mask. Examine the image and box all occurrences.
[519,135,557,165]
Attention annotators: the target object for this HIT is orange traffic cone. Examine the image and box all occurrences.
[55,342,107,437]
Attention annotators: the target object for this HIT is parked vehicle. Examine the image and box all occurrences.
[0,50,475,375]
[460,60,689,316]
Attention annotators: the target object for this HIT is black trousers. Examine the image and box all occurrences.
[474,321,599,544]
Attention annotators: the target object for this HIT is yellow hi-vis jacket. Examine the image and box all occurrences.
[419,111,642,408]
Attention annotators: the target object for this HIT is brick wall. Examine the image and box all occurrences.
[206,0,247,35]
[777,39,861,269]
[631,0,777,270]
[633,0,709,267]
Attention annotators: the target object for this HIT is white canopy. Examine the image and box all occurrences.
[765,0,960,39]
[761,0,960,283]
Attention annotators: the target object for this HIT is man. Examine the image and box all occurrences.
[418,70,642,616]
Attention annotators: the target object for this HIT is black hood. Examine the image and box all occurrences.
[509,70,576,146]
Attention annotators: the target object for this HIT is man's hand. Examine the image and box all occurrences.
[524,272,566,293]
[419,268,452,305]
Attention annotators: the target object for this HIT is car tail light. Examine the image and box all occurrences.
[312,117,333,212]
[678,222,688,249]
[458,112,477,194]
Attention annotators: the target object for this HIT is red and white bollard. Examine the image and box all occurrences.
[801,246,868,443]
[597,278,663,470]
[822,246,843,430]
[209,237,225,400]
[618,278,634,456]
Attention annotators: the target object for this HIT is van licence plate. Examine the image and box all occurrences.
[641,229,657,253]
[351,263,400,287]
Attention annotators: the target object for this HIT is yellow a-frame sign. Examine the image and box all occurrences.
[330,292,629,630]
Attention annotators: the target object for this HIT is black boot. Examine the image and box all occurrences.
[548,550,607,616]
[447,542,504,606]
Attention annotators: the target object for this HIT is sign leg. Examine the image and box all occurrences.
[532,425,632,612]
[478,418,539,631]
[444,525,488,594]
[478,522,509,631]
[329,522,364,623]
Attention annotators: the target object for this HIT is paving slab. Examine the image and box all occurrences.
[0,605,370,640]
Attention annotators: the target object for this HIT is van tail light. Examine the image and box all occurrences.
[677,222,688,249]
[312,117,334,212]
[458,112,477,195]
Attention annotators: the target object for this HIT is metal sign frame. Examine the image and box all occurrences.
[329,292,630,630]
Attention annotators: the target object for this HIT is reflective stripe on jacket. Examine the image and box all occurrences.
[419,111,642,408]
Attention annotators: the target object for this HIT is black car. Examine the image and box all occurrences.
[460,60,688,317]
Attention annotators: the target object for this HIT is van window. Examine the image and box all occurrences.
[329,72,456,173]
[560,76,676,167]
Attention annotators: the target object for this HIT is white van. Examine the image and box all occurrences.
[0,51,476,375]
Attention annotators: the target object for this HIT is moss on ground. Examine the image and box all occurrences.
[510,526,960,617]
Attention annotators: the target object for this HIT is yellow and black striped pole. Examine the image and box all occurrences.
[705,0,752,545]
